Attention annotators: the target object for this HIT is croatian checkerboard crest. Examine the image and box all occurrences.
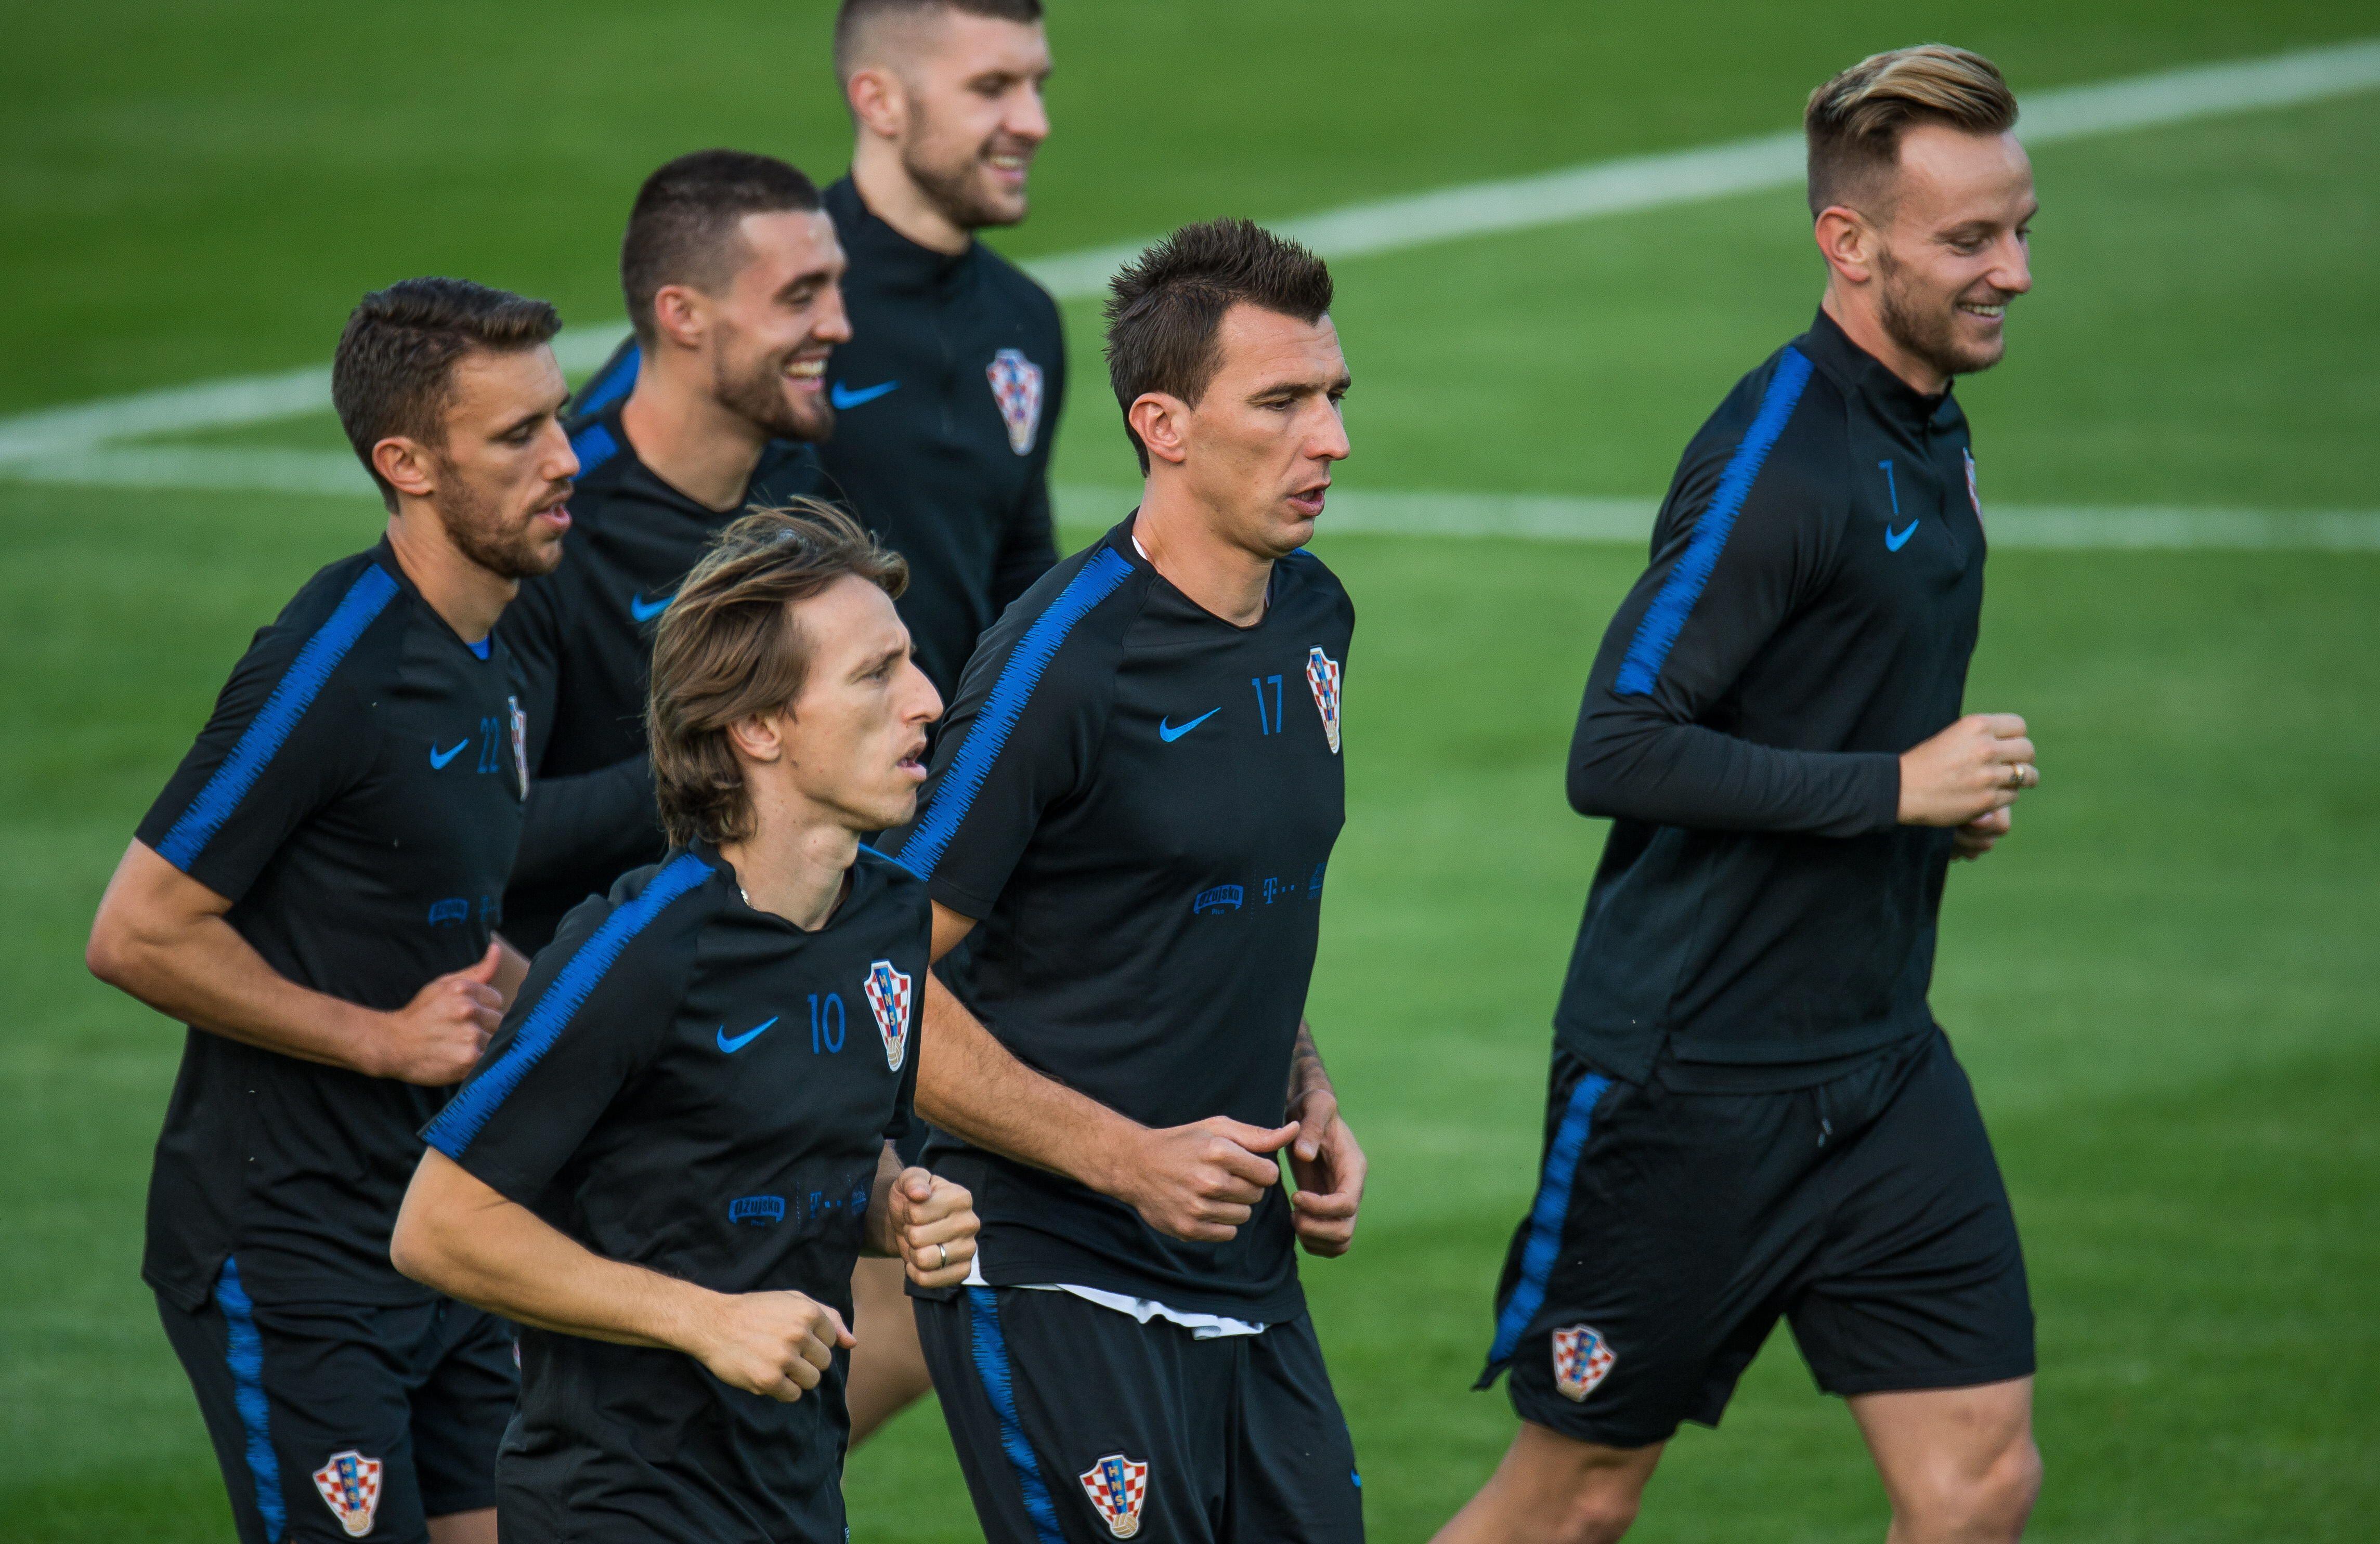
[1305,646,1342,754]
[863,960,912,1071]
[311,1450,382,1538]
[1078,1452,1150,1538]
[1553,1324,1616,1402]
[986,348,1044,456]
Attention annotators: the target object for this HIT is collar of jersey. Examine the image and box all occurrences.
[826,175,974,292]
[1799,306,1958,433]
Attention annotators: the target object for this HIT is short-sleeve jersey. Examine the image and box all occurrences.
[881,518,1354,1321]
[497,412,827,953]
[133,540,528,1309]
[422,843,928,1544]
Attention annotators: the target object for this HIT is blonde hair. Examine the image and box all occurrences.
[1805,45,2018,217]
[647,502,907,847]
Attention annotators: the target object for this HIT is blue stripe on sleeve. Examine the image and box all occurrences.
[1486,1071,1612,1367]
[892,545,1135,881]
[575,345,641,418]
[965,1287,1067,1544]
[156,564,401,871]
[215,1258,287,1543]
[1612,347,1814,697]
[422,853,711,1156]
[569,420,621,476]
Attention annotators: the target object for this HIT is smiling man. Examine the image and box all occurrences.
[86,278,576,1544]
[881,219,1367,1544]
[500,150,846,957]
[393,505,978,1544]
[1438,46,2044,1544]
[573,0,1063,709]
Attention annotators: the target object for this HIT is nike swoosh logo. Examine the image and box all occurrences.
[830,380,900,410]
[1158,708,1221,743]
[629,592,672,622]
[1885,520,1920,552]
[429,740,470,769]
[716,1016,780,1054]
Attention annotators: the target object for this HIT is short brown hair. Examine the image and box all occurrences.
[832,0,1044,79]
[1102,218,1333,474]
[621,150,822,346]
[331,278,562,512]
[1805,45,2018,218]
[648,503,909,848]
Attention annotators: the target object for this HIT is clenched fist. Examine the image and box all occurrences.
[885,1168,979,1289]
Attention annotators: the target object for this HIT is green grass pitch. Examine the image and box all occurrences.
[4,3,2377,1540]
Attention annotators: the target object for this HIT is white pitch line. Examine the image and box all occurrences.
[1048,487,2380,552]
[7,452,2362,551]
[0,36,2373,474]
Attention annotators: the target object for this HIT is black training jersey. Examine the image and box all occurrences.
[569,174,1064,702]
[1556,307,1987,1084]
[498,410,826,953]
[423,842,928,1544]
[134,540,528,1310]
[881,518,1354,1320]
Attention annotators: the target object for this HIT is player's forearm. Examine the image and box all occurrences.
[914,972,1147,1196]
[393,1151,711,1353]
[1286,1019,1332,1100]
[89,893,385,1073]
[1568,708,1900,837]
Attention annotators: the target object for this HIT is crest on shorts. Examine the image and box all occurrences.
[986,348,1044,456]
[863,959,912,1071]
[1078,1453,1150,1538]
[1305,646,1342,754]
[1964,448,1983,526]
[508,694,529,799]
[1553,1324,1617,1403]
[310,1450,383,1538]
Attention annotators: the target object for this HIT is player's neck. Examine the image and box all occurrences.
[1822,284,1949,397]
[850,141,972,256]
[383,507,514,646]
[718,807,859,933]
[1134,481,1272,627]
[619,368,771,513]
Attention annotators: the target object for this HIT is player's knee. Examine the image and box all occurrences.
[1545,1479,1641,1544]
[1898,1433,2040,1543]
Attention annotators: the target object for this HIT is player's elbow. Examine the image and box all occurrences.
[85,897,146,993]
[388,1168,461,1294]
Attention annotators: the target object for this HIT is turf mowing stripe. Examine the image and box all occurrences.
[1,37,2373,465]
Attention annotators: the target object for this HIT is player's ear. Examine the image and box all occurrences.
[725,712,790,775]
[647,285,711,353]
[1814,205,1878,285]
[1128,393,1191,467]
[371,437,438,501]
[846,64,908,141]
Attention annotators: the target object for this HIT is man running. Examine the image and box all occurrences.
[1439,45,2043,1544]
[886,219,1366,1543]
[571,0,1065,1437]
[392,505,979,1544]
[500,149,845,957]
[86,278,576,1544]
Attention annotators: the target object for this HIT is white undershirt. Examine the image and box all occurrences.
[962,1244,1267,1340]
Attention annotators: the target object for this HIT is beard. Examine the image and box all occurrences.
[712,332,832,444]
[433,460,564,580]
[1877,246,2006,383]
[901,119,1031,232]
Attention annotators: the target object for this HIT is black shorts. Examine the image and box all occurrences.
[1476,1029,2033,1448]
[157,1258,516,1543]
[917,1286,1363,1542]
